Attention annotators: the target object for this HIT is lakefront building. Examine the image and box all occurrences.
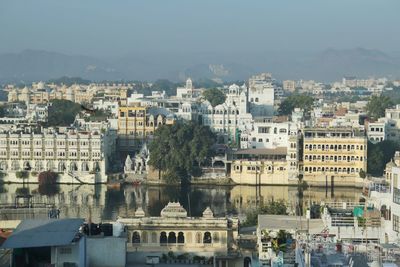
[118,202,239,265]
[117,104,175,152]
[302,127,367,186]
[0,127,115,183]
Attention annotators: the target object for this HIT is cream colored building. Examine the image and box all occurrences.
[0,127,115,183]
[283,80,296,91]
[117,202,238,264]
[230,147,297,185]
[303,127,367,186]
[117,104,175,152]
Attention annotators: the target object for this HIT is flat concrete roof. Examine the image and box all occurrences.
[258,215,324,234]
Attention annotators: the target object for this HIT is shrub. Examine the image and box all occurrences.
[16,171,29,179]
[38,171,58,185]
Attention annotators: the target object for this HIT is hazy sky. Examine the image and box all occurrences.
[1,0,399,57]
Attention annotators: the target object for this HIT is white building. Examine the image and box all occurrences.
[367,121,387,143]
[176,78,204,99]
[248,73,275,117]
[0,127,115,183]
[200,84,252,142]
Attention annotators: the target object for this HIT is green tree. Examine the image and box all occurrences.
[16,171,29,179]
[278,94,314,115]
[366,95,393,120]
[45,99,82,127]
[0,105,5,117]
[149,121,216,183]
[241,200,288,227]
[367,140,400,176]
[203,88,226,107]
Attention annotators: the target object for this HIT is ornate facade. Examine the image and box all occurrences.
[117,202,238,255]
[0,127,115,183]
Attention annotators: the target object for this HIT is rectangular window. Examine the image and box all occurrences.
[393,187,400,205]
[394,214,400,233]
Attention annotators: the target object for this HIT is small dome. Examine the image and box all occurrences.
[160,202,187,218]
[135,207,145,217]
[202,207,214,218]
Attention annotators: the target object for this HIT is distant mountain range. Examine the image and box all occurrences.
[0,48,399,84]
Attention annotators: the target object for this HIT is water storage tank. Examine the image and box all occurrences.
[113,222,124,237]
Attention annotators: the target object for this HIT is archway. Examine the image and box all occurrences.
[177,232,185,244]
[168,232,176,243]
[132,231,140,244]
[203,232,212,244]
[160,232,167,244]
[58,162,66,172]
[11,161,19,171]
[47,161,54,171]
[23,161,31,171]
[0,161,7,171]
[244,257,252,267]
[81,162,89,172]
[70,162,78,172]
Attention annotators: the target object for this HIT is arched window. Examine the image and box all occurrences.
[168,232,176,243]
[203,232,212,244]
[132,231,140,244]
[178,232,185,244]
[58,162,66,172]
[70,162,78,172]
[81,162,89,172]
[160,232,167,244]
[23,161,31,171]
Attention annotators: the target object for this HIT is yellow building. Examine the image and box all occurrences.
[302,127,367,186]
[230,148,295,185]
[117,104,175,151]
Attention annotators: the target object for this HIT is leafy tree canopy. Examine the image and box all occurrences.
[148,121,216,184]
[366,95,393,120]
[367,140,400,176]
[0,105,5,117]
[45,99,82,127]
[382,86,400,105]
[241,200,288,227]
[203,88,226,107]
[278,94,314,115]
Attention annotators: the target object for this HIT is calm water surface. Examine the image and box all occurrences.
[0,183,362,222]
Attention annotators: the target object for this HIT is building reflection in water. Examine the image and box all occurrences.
[0,183,361,221]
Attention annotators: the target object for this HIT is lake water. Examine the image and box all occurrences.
[0,183,362,222]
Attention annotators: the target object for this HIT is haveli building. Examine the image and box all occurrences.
[302,127,367,186]
[0,126,116,183]
[117,202,239,265]
[117,104,175,152]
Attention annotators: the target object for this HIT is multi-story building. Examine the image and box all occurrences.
[302,127,367,186]
[248,73,275,117]
[118,202,238,264]
[117,104,175,152]
[176,78,204,99]
[282,80,296,92]
[0,127,115,183]
[230,147,297,185]
[367,121,386,143]
[385,105,400,140]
